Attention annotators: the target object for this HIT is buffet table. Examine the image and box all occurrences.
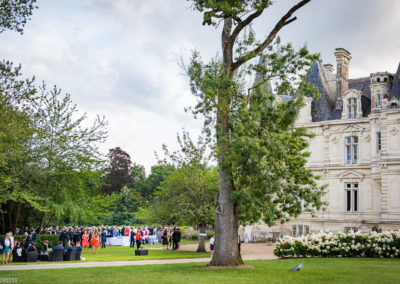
[105,236,130,246]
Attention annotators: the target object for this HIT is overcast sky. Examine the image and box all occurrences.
[1,0,399,172]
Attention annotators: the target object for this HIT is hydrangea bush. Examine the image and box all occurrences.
[274,230,400,258]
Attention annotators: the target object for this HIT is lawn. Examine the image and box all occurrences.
[2,258,400,283]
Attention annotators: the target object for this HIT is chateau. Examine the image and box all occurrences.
[244,48,400,240]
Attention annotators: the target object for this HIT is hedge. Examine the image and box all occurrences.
[274,230,400,258]
[181,231,214,240]
[1,234,66,249]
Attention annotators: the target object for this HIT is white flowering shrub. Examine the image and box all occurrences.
[274,230,400,258]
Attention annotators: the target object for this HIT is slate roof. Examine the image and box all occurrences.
[389,63,400,99]
[307,61,331,122]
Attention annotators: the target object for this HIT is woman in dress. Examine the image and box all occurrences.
[1,233,11,264]
[81,230,89,253]
[91,230,100,254]
[162,228,168,250]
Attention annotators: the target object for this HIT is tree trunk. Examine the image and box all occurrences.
[39,213,46,233]
[12,203,21,234]
[209,16,244,267]
[197,222,207,252]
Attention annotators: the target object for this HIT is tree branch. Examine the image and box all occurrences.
[231,0,311,72]
[229,10,263,44]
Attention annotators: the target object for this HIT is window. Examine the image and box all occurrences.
[298,225,303,236]
[305,225,310,235]
[345,136,358,164]
[347,98,357,118]
[377,132,381,152]
[376,94,382,107]
[292,225,297,236]
[344,227,358,232]
[345,183,359,212]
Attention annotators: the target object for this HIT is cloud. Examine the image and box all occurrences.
[0,0,399,171]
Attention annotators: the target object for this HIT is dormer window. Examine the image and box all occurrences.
[342,89,362,119]
[347,98,357,118]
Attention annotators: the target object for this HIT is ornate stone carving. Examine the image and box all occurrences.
[389,127,399,136]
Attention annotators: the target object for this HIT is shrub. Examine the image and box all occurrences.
[274,230,400,258]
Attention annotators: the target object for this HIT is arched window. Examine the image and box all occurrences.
[384,77,388,82]
[377,78,381,83]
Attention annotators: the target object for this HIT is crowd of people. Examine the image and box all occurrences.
[1,225,214,264]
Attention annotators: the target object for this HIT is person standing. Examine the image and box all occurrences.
[162,228,168,250]
[135,230,142,250]
[172,229,177,250]
[59,229,67,247]
[176,228,182,250]
[130,227,135,248]
[31,228,37,243]
[1,233,11,264]
[91,230,100,254]
[24,231,31,249]
[101,228,107,249]
[210,234,215,256]
[81,230,89,253]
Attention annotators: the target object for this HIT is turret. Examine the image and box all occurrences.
[370,72,393,111]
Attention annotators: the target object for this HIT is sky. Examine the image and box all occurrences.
[1,0,399,172]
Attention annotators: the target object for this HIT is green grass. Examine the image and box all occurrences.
[6,243,209,265]
[1,258,399,283]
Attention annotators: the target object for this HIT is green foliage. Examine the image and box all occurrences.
[0,0,37,34]
[0,63,111,231]
[132,164,175,201]
[100,186,140,225]
[136,165,218,226]
[186,0,326,228]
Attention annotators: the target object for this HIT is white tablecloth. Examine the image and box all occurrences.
[105,236,130,246]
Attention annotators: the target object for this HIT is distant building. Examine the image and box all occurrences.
[245,48,400,240]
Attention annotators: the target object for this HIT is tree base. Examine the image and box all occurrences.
[196,247,207,253]
[209,256,244,267]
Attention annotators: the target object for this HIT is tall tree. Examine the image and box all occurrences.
[101,147,132,194]
[187,0,325,266]
[0,0,37,34]
[133,164,175,201]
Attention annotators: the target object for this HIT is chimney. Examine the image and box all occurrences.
[334,48,351,99]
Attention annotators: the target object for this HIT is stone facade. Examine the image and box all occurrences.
[243,49,400,240]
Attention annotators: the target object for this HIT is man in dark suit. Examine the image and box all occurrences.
[59,229,68,247]
[24,231,31,249]
[130,228,135,248]
[31,228,37,243]
[172,229,178,250]
[101,228,107,248]
[121,226,125,237]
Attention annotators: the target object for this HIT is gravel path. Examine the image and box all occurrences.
[0,243,277,271]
